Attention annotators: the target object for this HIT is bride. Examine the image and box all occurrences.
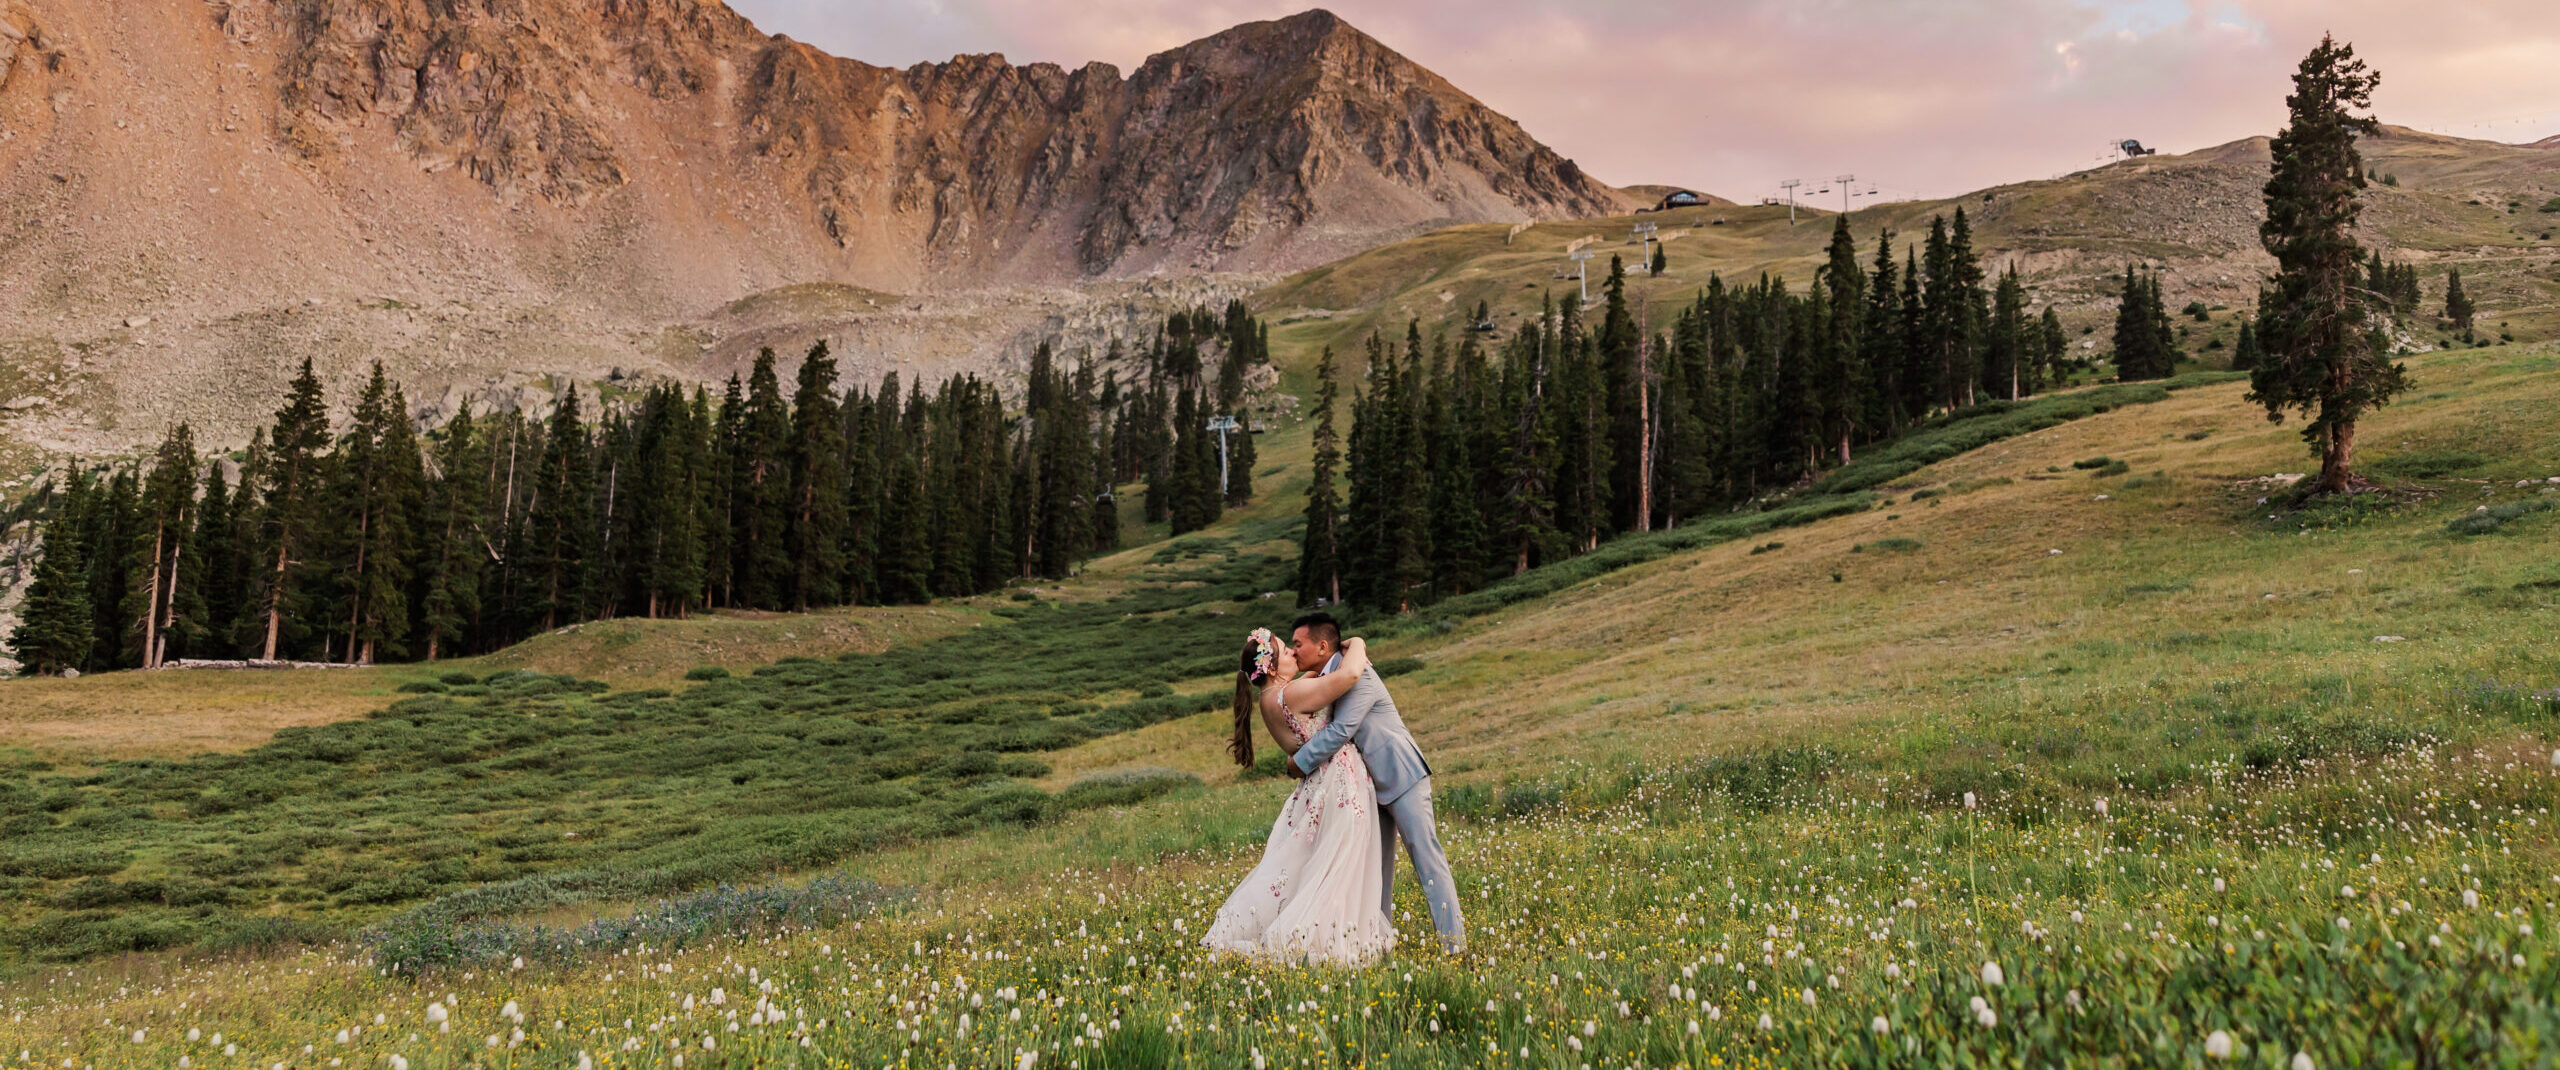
[1201,628,1396,967]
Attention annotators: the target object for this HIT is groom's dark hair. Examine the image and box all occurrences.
[1290,611,1341,651]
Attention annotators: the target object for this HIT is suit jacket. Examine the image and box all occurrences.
[1289,654,1431,805]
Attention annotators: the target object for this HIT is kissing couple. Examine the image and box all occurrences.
[1200,612,1466,967]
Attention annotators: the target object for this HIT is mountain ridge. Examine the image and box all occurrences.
[0,2,1624,455]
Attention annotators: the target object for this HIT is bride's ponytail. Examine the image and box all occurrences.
[1230,667,1256,769]
[1231,631,1277,768]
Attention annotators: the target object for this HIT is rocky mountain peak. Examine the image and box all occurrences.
[0,0,1628,456]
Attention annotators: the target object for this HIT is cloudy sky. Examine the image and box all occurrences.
[722,0,2560,202]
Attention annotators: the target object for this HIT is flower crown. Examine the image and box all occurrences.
[1245,627,1281,681]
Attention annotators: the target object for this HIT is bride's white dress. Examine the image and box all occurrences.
[1201,692,1396,967]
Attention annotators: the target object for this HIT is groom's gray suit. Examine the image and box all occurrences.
[1291,653,1466,952]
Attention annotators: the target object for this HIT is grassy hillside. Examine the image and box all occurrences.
[1,319,2553,1065]
[0,603,977,765]
[1252,127,2560,395]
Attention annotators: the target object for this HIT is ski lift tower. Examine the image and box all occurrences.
[1835,174,1857,215]
[1208,414,1240,498]
[1779,179,1803,225]
[1632,221,1659,263]
[1569,248,1596,306]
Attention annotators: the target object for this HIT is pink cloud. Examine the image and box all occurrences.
[728,0,2560,199]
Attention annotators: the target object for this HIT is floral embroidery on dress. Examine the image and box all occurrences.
[1202,680,1396,968]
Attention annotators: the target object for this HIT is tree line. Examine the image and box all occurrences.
[1300,211,2079,612]
[7,305,1269,675]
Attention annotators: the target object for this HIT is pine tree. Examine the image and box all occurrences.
[879,437,931,604]
[1820,214,1865,463]
[1897,250,1929,421]
[2249,34,2411,494]
[1919,217,1958,412]
[1861,229,1907,432]
[1140,379,1173,525]
[332,363,421,663]
[523,386,598,631]
[1425,364,1486,597]
[2150,273,2179,372]
[1498,304,1559,575]
[84,467,140,670]
[193,461,245,660]
[253,358,330,661]
[705,375,744,607]
[418,405,485,658]
[838,384,880,604]
[737,350,793,608]
[1027,343,1091,577]
[2443,267,2475,335]
[129,423,204,668]
[1649,242,1668,278]
[1985,266,2028,400]
[1297,347,1344,606]
[1598,259,1648,532]
[1946,208,1988,407]
[786,342,848,608]
[2230,318,2263,371]
[9,478,94,676]
[1384,333,1433,610]
[2039,307,2070,387]
[2113,266,2169,381]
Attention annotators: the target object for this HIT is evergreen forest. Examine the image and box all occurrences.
[1307,212,2079,611]
[6,306,1270,673]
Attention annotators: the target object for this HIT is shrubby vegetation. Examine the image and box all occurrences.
[0,551,1286,960]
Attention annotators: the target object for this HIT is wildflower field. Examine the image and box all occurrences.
[3,343,2558,1067]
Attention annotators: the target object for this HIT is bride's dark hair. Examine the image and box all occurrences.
[1231,638,1273,768]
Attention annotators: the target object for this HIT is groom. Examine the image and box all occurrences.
[1286,612,1467,955]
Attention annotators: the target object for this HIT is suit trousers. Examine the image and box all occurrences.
[1378,777,1466,950]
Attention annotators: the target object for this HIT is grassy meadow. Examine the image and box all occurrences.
[0,339,2556,1067]
[0,605,978,766]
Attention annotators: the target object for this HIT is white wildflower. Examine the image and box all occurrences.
[1871,1016,1890,1035]
[1981,961,2004,986]
[2205,1030,2234,1059]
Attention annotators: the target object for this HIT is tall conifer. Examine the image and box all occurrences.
[2250,34,2409,494]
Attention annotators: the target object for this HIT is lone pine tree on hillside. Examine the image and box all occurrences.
[2443,266,2475,335]
[2232,318,2263,371]
[2249,34,2411,495]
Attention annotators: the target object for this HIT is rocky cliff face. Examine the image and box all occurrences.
[0,1,1624,456]
[259,1,1625,280]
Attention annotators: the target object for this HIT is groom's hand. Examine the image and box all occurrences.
[1284,756,1308,780]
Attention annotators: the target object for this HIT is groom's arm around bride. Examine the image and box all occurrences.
[1281,613,1467,954]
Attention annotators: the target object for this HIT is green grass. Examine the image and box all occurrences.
[0,553,1289,961]
[3,344,2557,1068]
